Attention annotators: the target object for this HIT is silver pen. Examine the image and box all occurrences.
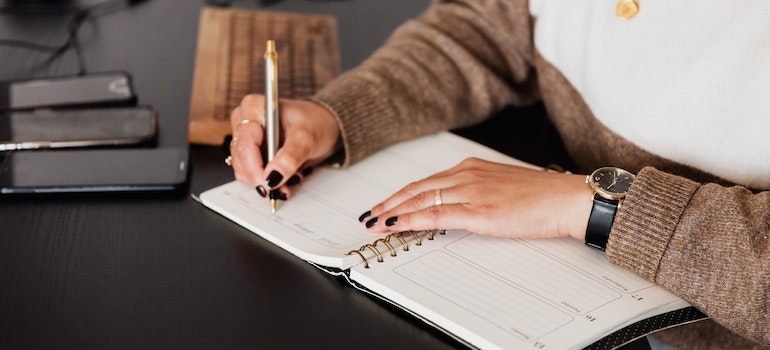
[264,40,280,214]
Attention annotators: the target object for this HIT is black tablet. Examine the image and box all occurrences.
[0,147,189,194]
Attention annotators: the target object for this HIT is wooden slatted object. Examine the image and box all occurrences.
[188,7,341,145]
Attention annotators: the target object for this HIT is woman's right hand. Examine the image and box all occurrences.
[229,94,341,199]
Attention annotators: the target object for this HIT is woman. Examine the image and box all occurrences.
[227,1,769,348]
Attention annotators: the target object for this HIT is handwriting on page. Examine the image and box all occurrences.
[226,184,366,249]
[223,150,432,250]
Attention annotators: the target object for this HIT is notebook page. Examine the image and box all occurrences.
[199,132,530,268]
[350,231,691,350]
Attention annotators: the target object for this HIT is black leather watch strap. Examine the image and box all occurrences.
[585,196,618,251]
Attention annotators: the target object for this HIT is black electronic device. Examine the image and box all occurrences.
[0,147,189,194]
[0,71,137,110]
[0,0,113,14]
[0,106,157,151]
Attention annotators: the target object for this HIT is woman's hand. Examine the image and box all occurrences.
[229,94,341,198]
[360,157,594,241]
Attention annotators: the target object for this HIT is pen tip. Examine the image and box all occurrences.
[270,199,277,214]
[266,40,275,52]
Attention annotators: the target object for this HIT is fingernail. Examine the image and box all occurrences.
[365,217,378,228]
[269,190,287,201]
[286,175,301,186]
[266,171,284,188]
[385,216,398,227]
[358,210,371,222]
[302,167,314,176]
[256,185,267,198]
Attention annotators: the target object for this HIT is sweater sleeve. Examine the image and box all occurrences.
[607,166,770,346]
[309,0,540,167]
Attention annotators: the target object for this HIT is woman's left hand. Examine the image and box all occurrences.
[360,157,593,241]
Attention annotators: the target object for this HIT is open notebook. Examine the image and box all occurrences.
[196,132,706,350]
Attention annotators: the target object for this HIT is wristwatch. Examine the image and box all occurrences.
[585,167,635,251]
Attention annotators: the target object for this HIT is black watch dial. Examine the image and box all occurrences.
[590,167,635,200]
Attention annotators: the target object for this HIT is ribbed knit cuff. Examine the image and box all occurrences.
[607,166,700,282]
[308,70,401,168]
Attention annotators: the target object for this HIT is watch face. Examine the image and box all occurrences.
[589,167,635,200]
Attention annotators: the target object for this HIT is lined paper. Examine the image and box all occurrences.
[200,132,530,268]
[200,132,693,350]
[446,235,647,314]
[395,250,573,341]
[350,231,690,350]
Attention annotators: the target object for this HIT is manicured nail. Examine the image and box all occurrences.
[266,170,283,188]
[256,185,267,198]
[302,167,314,176]
[269,190,279,199]
[269,190,287,201]
[385,216,398,227]
[286,175,301,186]
[365,217,378,228]
[358,210,372,222]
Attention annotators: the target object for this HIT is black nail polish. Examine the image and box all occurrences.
[358,210,372,223]
[286,175,301,186]
[269,190,287,201]
[266,171,284,188]
[385,216,398,227]
[365,217,378,228]
[256,185,267,198]
[302,167,314,177]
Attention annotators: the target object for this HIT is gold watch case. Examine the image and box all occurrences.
[586,167,636,201]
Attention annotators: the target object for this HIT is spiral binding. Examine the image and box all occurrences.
[345,229,446,268]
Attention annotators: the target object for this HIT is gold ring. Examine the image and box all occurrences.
[434,189,443,206]
[236,118,264,129]
[224,155,233,166]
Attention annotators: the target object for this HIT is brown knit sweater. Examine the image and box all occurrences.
[309,1,770,348]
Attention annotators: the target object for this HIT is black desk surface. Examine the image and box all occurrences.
[0,1,574,349]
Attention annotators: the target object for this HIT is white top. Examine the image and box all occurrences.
[529,0,770,189]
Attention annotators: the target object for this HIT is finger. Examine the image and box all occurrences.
[231,115,266,187]
[263,129,316,189]
[366,202,469,234]
[230,106,243,129]
[263,167,313,202]
[231,95,266,128]
[365,158,491,219]
[367,173,459,221]
[285,166,314,187]
[390,187,456,219]
[363,186,459,233]
[232,137,265,187]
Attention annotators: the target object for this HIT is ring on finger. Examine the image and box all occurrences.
[229,136,239,148]
[224,155,233,166]
[434,189,443,206]
[236,118,265,129]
